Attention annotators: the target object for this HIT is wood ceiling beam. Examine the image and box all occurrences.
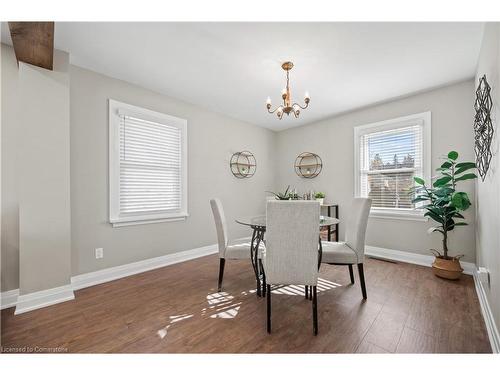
[8,22,55,70]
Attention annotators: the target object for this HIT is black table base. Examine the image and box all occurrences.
[250,226,323,298]
[250,225,266,297]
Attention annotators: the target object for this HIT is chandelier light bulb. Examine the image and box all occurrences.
[266,96,272,105]
[305,91,310,99]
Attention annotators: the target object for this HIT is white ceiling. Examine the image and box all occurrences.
[1,22,484,131]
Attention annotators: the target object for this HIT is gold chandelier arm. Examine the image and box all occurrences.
[267,104,284,114]
[292,100,309,110]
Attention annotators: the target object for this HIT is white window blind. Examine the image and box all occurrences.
[354,112,431,220]
[119,115,182,214]
[109,100,187,226]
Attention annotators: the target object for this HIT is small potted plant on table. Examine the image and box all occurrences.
[267,185,292,200]
[412,151,477,280]
[314,192,325,205]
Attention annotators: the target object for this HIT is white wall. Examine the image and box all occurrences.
[1,43,72,294]
[70,66,276,276]
[18,51,72,294]
[1,44,19,292]
[275,80,476,262]
[475,23,500,334]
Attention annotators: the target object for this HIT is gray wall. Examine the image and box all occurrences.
[70,66,276,276]
[275,80,477,262]
[1,44,72,294]
[475,23,500,335]
[1,45,19,292]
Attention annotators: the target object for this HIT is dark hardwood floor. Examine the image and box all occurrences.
[0,254,491,353]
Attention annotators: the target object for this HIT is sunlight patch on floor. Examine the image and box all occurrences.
[210,304,241,319]
[272,278,342,296]
[156,313,194,339]
[206,291,241,319]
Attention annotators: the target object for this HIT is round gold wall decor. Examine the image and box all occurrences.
[294,152,322,178]
[230,151,256,179]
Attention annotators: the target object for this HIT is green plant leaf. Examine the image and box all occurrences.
[455,162,476,169]
[451,192,471,210]
[414,177,425,185]
[448,151,459,160]
[434,197,450,206]
[449,222,468,230]
[455,173,477,182]
[440,161,452,169]
[455,163,476,175]
[427,226,443,234]
[433,176,452,187]
[424,210,443,223]
[412,197,429,203]
[434,187,454,197]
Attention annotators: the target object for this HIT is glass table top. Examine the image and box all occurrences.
[235,215,339,228]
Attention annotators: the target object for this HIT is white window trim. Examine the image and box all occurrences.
[108,99,188,227]
[353,111,431,221]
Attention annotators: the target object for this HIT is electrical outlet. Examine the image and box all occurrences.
[95,248,104,259]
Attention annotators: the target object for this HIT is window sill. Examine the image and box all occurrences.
[369,209,428,222]
[110,213,189,228]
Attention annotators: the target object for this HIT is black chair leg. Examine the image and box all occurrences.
[260,259,266,297]
[266,284,272,333]
[217,258,225,292]
[305,285,309,299]
[358,263,367,299]
[348,264,355,284]
[312,286,318,335]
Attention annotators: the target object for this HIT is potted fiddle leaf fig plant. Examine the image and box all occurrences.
[412,151,477,280]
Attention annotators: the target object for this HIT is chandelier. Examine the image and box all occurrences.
[266,61,310,119]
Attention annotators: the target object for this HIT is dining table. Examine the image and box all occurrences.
[235,215,340,297]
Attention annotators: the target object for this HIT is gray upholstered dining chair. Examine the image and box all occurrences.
[321,198,372,299]
[210,198,264,292]
[262,200,320,335]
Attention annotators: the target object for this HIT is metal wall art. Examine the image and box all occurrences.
[230,151,256,179]
[474,75,494,181]
[294,152,322,178]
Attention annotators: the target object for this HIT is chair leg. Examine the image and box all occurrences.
[348,264,355,284]
[310,286,313,300]
[358,263,367,299]
[312,286,318,335]
[260,259,266,297]
[217,258,226,292]
[305,285,309,299]
[266,284,272,334]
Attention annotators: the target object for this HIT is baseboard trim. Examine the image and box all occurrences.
[14,284,75,315]
[473,269,500,353]
[365,246,476,275]
[71,243,218,291]
[1,243,218,311]
[0,289,19,309]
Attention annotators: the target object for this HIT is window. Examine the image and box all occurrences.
[354,112,431,220]
[109,100,188,227]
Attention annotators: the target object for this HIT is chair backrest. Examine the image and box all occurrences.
[345,198,372,262]
[210,198,228,257]
[265,201,320,286]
